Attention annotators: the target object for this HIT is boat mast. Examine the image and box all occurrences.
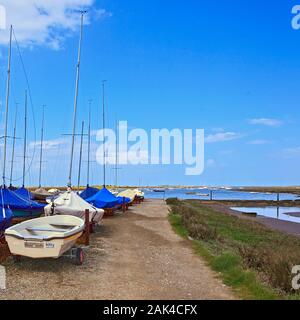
[87,100,92,187]
[22,90,28,188]
[38,105,45,188]
[9,103,19,187]
[77,121,85,190]
[2,25,13,187]
[102,80,107,188]
[68,11,86,188]
[115,117,118,188]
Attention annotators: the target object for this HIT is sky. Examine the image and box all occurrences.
[0,0,300,187]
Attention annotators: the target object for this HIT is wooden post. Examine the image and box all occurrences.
[277,193,280,202]
[84,209,90,246]
[122,197,126,213]
[210,190,213,201]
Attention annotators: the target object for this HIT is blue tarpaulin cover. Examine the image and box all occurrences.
[86,187,119,209]
[117,196,131,204]
[15,187,33,200]
[0,207,12,232]
[0,187,45,210]
[80,187,99,200]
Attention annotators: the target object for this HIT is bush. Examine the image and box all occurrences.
[239,245,299,293]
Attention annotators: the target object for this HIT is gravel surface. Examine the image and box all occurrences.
[0,199,234,300]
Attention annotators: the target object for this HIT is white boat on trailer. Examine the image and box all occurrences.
[5,215,85,264]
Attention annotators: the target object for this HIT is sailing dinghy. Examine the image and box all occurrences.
[44,189,104,224]
[5,215,84,259]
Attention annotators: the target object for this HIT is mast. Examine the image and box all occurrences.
[115,117,118,188]
[22,90,28,188]
[102,80,106,188]
[9,103,19,187]
[2,25,13,187]
[38,105,45,188]
[77,121,85,190]
[87,100,92,187]
[68,11,86,188]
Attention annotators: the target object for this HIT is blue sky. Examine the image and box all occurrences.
[0,0,300,187]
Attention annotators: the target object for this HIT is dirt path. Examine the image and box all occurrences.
[0,199,234,300]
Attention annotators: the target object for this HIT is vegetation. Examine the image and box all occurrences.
[167,198,300,300]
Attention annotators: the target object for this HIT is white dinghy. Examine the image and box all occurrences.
[44,190,104,224]
[5,215,84,260]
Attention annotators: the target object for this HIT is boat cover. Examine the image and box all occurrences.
[15,187,33,200]
[0,187,45,211]
[117,189,137,201]
[80,187,99,200]
[117,196,131,205]
[44,190,104,224]
[0,206,12,232]
[86,187,119,209]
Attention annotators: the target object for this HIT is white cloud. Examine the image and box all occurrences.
[281,146,300,159]
[248,118,282,127]
[205,132,242,143]
[207,159,216,168]
[0,0,111,49]
[29,137,68,150]
[248,139,270,145]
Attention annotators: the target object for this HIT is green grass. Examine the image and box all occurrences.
[167,198,300,300]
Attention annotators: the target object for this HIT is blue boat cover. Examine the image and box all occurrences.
[86,187,119,209]
[0,187,45,211]
[0,206,12,232]
[117,196,131,205]
[80,187,99,200]
[15,187,33,200]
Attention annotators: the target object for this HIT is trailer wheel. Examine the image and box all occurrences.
[75,248,84,265]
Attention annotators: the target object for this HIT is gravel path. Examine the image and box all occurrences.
[0,199,234,300]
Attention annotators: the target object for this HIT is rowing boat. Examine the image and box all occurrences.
[5,215,84,259]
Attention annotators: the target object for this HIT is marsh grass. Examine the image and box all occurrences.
[167,198,300,300]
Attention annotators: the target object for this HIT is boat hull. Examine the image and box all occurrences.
[12,209,43,219]
[5,231,83,259]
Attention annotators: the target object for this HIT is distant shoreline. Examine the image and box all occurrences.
[24,185,300,195]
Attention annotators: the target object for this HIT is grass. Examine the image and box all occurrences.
[167,198,300,300]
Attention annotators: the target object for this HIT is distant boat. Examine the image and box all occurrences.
[197,193,209,197]
[153,189,165,193]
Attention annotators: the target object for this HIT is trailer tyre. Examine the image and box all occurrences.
[75,248,84,265]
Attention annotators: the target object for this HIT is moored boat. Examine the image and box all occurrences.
[1,187,45,218]
[44,189,104,224]
[5,215,84,259]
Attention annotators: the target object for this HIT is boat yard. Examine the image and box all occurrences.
[0,199,233,300]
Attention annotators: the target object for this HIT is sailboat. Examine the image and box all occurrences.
[80,100,99,200]
[32,106,52,201]
[85,82,129,214]
[15,90,33,201]
[44,12,104,225]
[8,102,19,191]
[0,26,44,219]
